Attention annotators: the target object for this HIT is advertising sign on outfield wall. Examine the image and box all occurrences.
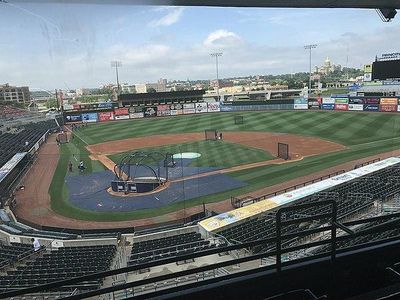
[157,104,171,117]
[170,109,183,115]
[98,112,114,122]
[334,98,349,104]
[143,107,157,117]
[195,102,208,113]
[170,103,183,110]
[348,98,364,104]
[207,102,220,112]
[380,104,397,112]
[114,115,130,120]
[65,114,82,122]
[183,103,196,114]
[114,108,129,116]
[129,106,143,113]
[322,98,335,104]
[380,98,398,105]
[364,98,380,104]
[321,104,335,110]
[335,104,349,111]
[294,104,308,110]
[129,112,144,119]
[81,113,98,123]
[364,104,379,111]
[348,104,364,111]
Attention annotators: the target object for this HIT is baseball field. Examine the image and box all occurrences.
[17,110,400,226]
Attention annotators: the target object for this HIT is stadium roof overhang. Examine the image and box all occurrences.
[12,0,400,9]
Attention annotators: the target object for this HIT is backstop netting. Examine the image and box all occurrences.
[205,129,217,141]
[278,142,289,160]
[234,115,244,125]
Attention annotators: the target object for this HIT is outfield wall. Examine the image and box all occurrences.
[63,96,400,123]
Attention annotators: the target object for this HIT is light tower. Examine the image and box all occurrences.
[111,60,122,93]
[304,44,317,97]
[210,52,223,102]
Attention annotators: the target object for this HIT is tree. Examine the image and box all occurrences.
[147,87,157,93]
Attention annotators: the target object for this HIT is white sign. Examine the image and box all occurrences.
[348,104,364,111]
[207,102,220,112]
[129,112,144,119]
[114,115,130,120]
[322,97,335,104]
[183,108,196,114]
[195,102,208,113]
[63,104,74,110]
[294,104,308,110]
[364,73,372,82]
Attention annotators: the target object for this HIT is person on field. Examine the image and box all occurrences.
[31,238,41,252]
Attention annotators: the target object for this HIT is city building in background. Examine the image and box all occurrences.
[135,82,167,93]
[0,84,30,104]
[315,57,342,75]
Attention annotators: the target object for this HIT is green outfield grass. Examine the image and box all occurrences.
[108,140,275,168]
[49,111,400,221]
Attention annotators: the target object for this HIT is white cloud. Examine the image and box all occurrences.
[203,29,243,49]
[149,7,184,27]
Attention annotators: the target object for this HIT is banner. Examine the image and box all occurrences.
[114,115,130,120]
[321,104,335,110]
[97,102,113,109]
[322,97,335,104]
[207,102,220,112]
[183,103,195,114]
[363,73,372,82]
[348,98,364,104]
[348,104,364,111]
[294,104,308,110]
[195,102,208,113]
[380,98,398,105]
[81,112,98,123]
[129,106,143,113]
[129,112,144,119]
[73,104,81,110]
[335,104,349,111]
[363,104,379,111]
[364,98,380,104]
[157,104,171,116]
[65,114,82,122]
[170,103,183,110]
[170,109,183,115]
[380,104,397,112]
[98,111,114,122]
[334,98,349,104]
[143,107,157,117]
[114,108,129,116]
[308,100,320,109]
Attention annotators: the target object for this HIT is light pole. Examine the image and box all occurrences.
[111,61,122,93]
[304,44,317,97]
[210,52,222,102]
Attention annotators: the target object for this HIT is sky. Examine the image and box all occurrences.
[0,2,399,90]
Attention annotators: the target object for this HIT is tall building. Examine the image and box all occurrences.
[135,83,167,93]
[315,57,341,75]
[0,83,30,104]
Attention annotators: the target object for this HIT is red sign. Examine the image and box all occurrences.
[114,108,129,116]
[334,104,348,111]
[157,104,170,111]
[72,104,81,110]
[379,104,397,112]
[98,112,114,122]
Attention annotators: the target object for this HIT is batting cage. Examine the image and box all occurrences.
[57,132,68,144]
[205,129,217,141]
[234,115,244,125]
[278,142,289,160]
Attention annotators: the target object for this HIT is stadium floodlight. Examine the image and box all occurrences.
[210,52,223,102]
[304,44,317,97]
[111,61,122,93]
